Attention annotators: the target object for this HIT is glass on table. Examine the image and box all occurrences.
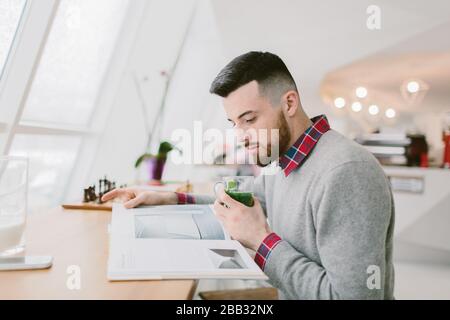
[0,156,28,256]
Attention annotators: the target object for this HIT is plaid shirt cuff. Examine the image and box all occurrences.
[175,192,195,204]
[254,232,283,270]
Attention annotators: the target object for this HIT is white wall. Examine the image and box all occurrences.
[85,0,202,187]
[159,0,228,183]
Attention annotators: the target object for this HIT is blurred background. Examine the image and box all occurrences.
[1,0,450,299]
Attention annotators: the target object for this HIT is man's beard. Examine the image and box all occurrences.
[254,111,291,167]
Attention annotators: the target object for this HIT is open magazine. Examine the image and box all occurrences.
[107,204,268,280]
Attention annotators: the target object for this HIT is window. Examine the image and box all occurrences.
[0,0,27,81]
[21,0,130,126]
[5,0,131,210]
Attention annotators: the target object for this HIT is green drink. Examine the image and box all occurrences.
[221,177,255,207]
[225,190,254,207]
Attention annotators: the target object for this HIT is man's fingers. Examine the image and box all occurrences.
[101,188,126,202]
[124,194,144,209]
[216,189,239,208]
[213,200,227,218]
[213,200,223,214]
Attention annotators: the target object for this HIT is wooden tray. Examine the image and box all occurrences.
[61,202,113,211]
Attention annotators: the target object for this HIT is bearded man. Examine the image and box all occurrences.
[103,52,395,300]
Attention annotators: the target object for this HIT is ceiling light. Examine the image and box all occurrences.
[368,105,379,115]
[351,102,362,112]
[334,97,346,108]
[407,81,420,93]
[355,87,368,98]
[385,108,396,119]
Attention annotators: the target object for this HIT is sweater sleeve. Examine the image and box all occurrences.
[178,193,215,204]
[263,161,393,299]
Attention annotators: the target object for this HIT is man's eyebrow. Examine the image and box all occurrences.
[238,110,255,119]
[227,110,255,123]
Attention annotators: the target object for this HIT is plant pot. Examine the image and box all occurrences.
[147,157,166,184]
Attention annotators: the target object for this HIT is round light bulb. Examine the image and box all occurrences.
[368,104,379,115]
[385,108,396,119]
[334,97,346,109]
[351,102,362,112]
[355,87,368,98]
[407,81,420,93]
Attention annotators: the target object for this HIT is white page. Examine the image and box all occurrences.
[108,239,266,280]
[113,204,229,240]
[108,204,266,280]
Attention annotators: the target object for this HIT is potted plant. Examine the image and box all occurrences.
[134,141,180,185]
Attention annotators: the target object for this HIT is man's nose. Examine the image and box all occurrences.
[234,128,250,144]
[233,127,245,139]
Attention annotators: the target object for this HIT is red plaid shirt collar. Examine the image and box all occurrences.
[278,115,330,177]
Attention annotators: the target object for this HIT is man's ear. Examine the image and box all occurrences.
[283,90,299,117]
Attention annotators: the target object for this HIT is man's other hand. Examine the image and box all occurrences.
[101,188,177,209]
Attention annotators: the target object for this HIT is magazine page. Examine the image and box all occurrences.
[108,204,266,280]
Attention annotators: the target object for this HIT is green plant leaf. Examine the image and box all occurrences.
[157,141,182,157]
[134,153,154,168]
[158,141,174,155]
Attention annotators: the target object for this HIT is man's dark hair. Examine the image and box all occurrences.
[210,51,298,105]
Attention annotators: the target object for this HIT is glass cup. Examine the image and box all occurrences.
[0,156,28,256]
[215,176,255,207]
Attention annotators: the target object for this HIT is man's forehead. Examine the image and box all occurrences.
[223,81,269,117]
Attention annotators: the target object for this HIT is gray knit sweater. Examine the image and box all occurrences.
[193,129,395,300]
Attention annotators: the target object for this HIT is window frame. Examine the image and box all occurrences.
[0,0,28,92]
[1,0,148,207]
[0,0,59,152]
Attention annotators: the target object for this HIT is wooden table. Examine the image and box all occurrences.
[0,208,197,299]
